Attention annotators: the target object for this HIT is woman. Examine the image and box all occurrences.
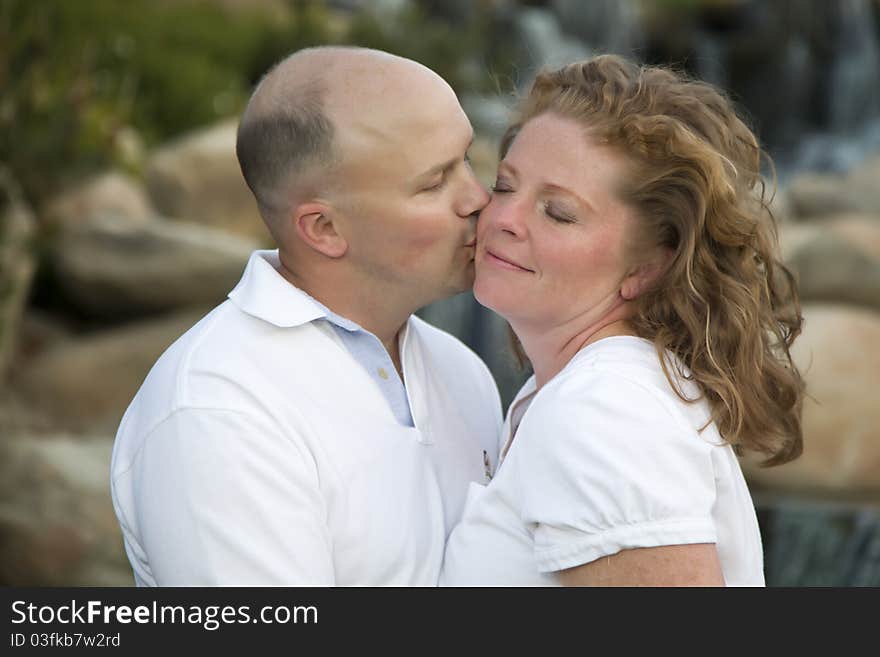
[441,55,804,586]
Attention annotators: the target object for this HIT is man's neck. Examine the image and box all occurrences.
[276,253,411,377]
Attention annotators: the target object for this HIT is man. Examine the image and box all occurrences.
[110,47,502,585]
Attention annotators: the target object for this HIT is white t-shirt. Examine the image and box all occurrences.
[440,336,765,586]
[111,250,503,586]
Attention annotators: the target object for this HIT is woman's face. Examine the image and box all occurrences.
[474,112,637,329]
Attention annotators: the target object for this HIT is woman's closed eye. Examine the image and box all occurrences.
[544,201,577,224]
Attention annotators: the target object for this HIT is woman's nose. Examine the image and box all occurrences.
[484,195,526,238]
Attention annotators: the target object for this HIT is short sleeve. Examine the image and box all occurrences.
[515,372,718,573]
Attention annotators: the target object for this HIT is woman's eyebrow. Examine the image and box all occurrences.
[500,161,597,213]
[545,182,597,214]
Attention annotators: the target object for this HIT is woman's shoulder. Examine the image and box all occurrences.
[524,336,719,445]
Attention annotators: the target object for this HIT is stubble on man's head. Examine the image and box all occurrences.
[237,47,462,232]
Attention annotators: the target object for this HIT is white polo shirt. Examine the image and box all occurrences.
[110,250,502,586]
[440,336,765,586]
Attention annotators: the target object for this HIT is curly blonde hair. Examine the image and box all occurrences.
[502,55,804,466]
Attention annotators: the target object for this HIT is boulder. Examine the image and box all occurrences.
[0,168,37,382]
[779,215,880,311]
[767,183,792,223]
[826,213,880,258]
[788,172,857,218]
[742,304,880,496]
[788,154,880,219]
[145,119,272,244]
[17,308,208,434]
[0,434,132,585]
[41,170,154,229]
[52,213,257,319]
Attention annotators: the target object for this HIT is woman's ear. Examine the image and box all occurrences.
[620,247,674,300]
[292,202,348,258]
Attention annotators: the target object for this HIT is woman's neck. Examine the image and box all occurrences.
[513,303,636,389]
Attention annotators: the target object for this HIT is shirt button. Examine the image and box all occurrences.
[377,367,389,380]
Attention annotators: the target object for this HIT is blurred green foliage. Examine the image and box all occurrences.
[0,0,519,212]
[0,0,335,207]
[345,3,516,94]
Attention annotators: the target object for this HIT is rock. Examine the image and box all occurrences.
[42,170,154,229]
[788,236,880,310]
[742,304,880,496]
[825,213,880,258]
[0,434,132,585]
[0,168,37,383]
[788,155,880,219]
[767,183,792,223]
[777,222,820,262]
[52,213,257,319]
[15,310,73,362]
[779,213,880,259]
[145,119,272,244]
[779,215,880,311]
[848,152,880,199]
[788,172,856,218]
[17,308,208,434]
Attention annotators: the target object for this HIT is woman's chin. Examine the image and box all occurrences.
[473,277,513,317]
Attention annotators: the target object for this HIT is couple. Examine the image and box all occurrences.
[110,46,804,586]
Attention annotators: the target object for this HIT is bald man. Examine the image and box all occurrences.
[110,47,503,585]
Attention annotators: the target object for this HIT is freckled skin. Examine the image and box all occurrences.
[475,113,634,332]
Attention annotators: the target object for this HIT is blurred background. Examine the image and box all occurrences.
[1,0,878,586]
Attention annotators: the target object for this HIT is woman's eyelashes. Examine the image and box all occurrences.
[544,202,577,223]
[491,176,577,223]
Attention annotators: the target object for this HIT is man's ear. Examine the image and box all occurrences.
[620,248,674,301]
[292,202,348,258]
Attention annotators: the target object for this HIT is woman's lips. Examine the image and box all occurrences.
[484,250,534,273]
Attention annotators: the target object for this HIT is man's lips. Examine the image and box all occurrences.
[484,249,534,272]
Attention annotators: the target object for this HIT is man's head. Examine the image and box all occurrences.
[236,46,489,309]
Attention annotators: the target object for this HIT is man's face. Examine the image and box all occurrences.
[330,84,490,309]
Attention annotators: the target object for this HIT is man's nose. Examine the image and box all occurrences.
[457,168,491,218]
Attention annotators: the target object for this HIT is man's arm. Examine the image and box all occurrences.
[119,407,334,585]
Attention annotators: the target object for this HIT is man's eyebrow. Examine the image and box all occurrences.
[416,134,475,180]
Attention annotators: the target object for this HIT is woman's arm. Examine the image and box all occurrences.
[557,543,725,587]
